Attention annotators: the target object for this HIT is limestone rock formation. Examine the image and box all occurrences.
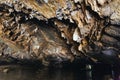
[0,0,120,66]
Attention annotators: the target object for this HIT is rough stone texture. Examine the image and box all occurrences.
[0,0,120,66]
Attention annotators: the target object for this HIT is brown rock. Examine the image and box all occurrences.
[0,0,120,66]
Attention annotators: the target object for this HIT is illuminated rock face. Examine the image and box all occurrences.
[0,0,120,66]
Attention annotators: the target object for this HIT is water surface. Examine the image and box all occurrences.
[0,64,119,80]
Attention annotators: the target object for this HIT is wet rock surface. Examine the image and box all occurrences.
[0,0,120,66]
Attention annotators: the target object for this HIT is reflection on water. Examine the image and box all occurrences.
[0,64,119,80]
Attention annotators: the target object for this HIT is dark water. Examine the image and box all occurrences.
[0,64,119,80]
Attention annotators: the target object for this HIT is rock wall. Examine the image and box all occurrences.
[0,0,120,66]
